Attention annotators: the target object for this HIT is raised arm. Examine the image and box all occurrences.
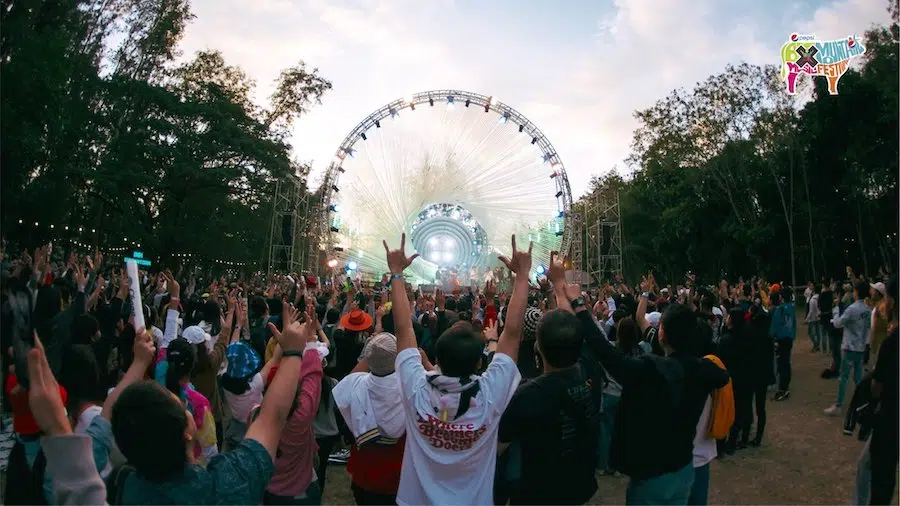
[496,235,533,361]
[244,303,315,459]
[384,233,420,352]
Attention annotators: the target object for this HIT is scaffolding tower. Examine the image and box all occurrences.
[267,175,303,276]
[582,189,623,284]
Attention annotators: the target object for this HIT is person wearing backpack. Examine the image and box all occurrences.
[769,291,797,402]
[566,288,730,505]
[689,355,734,505]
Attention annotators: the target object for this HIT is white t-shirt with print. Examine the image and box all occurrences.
[394,347,521,506]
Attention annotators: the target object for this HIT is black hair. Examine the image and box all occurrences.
[615,316,642,355]
[855,280,870,299]
[111,381,188,483]
[165,338,196,395]
[221,374,252,395]
[315,304,327,324]
[445,298,458,312]
[60,344,104,410]
[727,307,746,331]
[250,296,269,319]
[660,303,696,353]
[72,313,100,346]
[694,314,716,356]
[536,309,583,368]
[435,321,484,377]
[325,307,340,325]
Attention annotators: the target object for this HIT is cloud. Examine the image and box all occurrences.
[178,0,892,198]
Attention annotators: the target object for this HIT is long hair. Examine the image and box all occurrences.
[165,338,196,396]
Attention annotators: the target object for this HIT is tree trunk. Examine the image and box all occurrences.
[856,198,869,278]
[799,158,817,281]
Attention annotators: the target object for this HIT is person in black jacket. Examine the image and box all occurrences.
[558,286,729,505]
[744,303,774,447]
[719,308,752,452]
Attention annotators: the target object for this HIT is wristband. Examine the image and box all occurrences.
[170,297,180,302]
[487,338,499,343]
[571,297,586,309]
[282,349,305,358]
[390,273,404,281]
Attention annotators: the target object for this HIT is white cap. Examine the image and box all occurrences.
[646,311,662,328]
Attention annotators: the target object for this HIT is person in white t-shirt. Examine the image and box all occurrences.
[221,341,277,451]
[689,395,717,505]
[383,233,531,505]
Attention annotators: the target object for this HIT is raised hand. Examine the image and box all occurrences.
[484,280,496,300]
[563,282,582,302]
[383,233,420,275]
[547,251,567,285]
[26,332,71,437]
[435,289,446,310]
[133,328,156,366]
[163,270,181,299]
[483,319,499,341]
[74,263,88,292]
[498,235,533,275]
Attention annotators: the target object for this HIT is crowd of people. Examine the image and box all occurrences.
[0,237,897,505]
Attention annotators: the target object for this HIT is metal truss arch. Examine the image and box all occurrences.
[317,89,575,259]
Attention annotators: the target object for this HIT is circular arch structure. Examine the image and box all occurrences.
[317,89,574,281]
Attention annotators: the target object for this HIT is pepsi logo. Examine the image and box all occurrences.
[848,37,856,47]
[790,33,799,41]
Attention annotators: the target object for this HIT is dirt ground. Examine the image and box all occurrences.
[321,322,899,505]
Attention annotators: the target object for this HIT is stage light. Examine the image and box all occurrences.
[330,226,340,233]
[329,204,340,212]
[332,185,339,192]
[550,170,559,178]
[360,132,367,141]
[558,211,565,218]
[390,108,398,118]
[429,252,440,262]
[337,167,346,173]
[375,120,381,128]
[327,259,338,268]
[348,261,358,270]
[499,112,510,124]
[447,96,455,110]
[333,247,344,252]
[536,265,546,275]
[429,98,434,106]
[518,124,525,133]
[465,99,470,107]
[556,191,563,198]
[429,237,439,246]
[50,225,54,229]
[442,252,453,262]
[343,147,356,158]
[532,137,538,144]
[555,231,564,237]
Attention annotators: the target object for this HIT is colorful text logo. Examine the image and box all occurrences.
[780,33,866,95]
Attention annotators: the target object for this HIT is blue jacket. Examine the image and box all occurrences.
[769,302,797,340]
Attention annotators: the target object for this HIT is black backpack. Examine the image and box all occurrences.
[105,464,136,505]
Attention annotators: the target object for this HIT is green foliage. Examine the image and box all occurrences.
[1,0,331,270]
[583,21,899,285]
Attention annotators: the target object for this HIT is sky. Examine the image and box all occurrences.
[178,0,892,198]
